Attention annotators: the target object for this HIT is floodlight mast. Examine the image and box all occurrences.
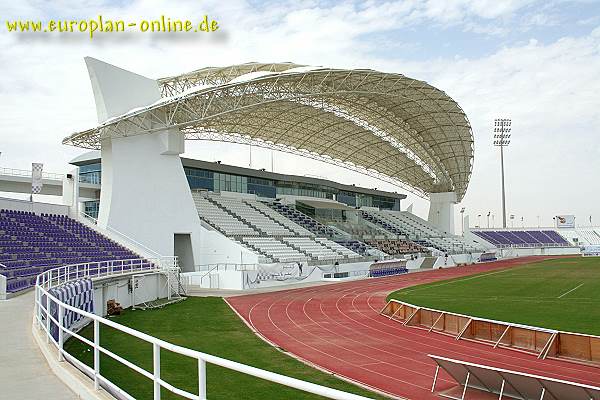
[493,118,511,228]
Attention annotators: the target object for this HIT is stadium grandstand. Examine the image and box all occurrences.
[1,57,598,400]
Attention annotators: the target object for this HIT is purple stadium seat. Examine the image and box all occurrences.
[472,230,569,247]
[0,209,144,293]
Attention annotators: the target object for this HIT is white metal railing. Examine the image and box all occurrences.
[34,261,372,400]
[79,211,163,259]
[79,174,101,185]
[0,167,64,180]
[194,263,259,272]
[35,258,160,291]
[80,211,98,225]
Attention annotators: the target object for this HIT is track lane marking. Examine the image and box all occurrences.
[247,284,423,397]
[228,256,600,398]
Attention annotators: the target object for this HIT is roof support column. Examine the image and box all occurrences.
[428,191,457,235]
[85,57,259,268]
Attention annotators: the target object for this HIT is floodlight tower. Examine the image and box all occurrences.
[494,118,511,228]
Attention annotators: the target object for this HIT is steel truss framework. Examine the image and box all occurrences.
[63,62,474,200]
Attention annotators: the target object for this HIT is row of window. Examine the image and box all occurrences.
[80,172,101,184]
[79,163,102,184]
[81,165,400,211]
[276,186,332,199]
[84,200,100,219]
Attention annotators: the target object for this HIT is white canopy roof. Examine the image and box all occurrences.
[63,62,474,200]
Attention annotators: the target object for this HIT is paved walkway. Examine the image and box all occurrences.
[0,291,77,399]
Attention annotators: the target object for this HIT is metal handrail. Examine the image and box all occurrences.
[33,260,372,400]
[0,167,64,180]
[199,264,220,286]
[79,211,163,259]
[35,258,160,289]
[194,263,259,272]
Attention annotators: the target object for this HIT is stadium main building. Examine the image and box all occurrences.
[60,58,477,272]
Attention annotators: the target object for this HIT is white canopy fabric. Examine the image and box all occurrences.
[430,354,600,400]
[63,62,474,200]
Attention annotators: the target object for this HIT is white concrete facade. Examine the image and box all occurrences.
[92,272,167,315]
[0,196,69,215]
[0,274,6,300]
[85,58,257,269]
[427,191,457,235]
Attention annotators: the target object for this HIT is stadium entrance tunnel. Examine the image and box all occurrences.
[174,233,194,272]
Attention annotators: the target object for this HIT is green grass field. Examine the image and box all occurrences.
[64,297,384,400]
[388,257,600,335]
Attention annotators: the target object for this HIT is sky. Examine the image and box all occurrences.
[1,0,599,230]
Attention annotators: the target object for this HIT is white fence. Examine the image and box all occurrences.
[34,259,372,400]
[0,167,64,180]
[194,263,259,272]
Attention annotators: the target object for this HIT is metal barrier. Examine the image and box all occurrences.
[34,260,372,400]
[430,354,600,400]
[381,299,600,366]
[0,167,64,180]
[194,263,259,272]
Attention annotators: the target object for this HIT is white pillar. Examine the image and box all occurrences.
[0,274,6,300]
[83,57,258,266]
[62,169,75,207]
[86,57,203,259]
[428,192,457,235]
[73,167,80,217]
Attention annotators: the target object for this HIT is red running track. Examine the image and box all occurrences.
[227,256,600,399]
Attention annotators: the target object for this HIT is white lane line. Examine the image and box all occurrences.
[558,283,584,299]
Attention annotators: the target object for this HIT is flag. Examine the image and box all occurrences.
[31,163,43,194]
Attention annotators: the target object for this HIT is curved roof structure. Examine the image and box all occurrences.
[63,62,474,200]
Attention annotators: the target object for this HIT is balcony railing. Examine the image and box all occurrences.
[0,167,63,180]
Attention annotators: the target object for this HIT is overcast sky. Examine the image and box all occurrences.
[1,0,599,229]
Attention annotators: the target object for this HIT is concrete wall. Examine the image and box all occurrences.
[406,257,425,270]
[97,130,205,259]
[196,228,259,266]
[0,274,6,300]
[0,173,97,200]
[92,272,169,316]
[463,230,496,250]
[427,191,457,235]
[498,246,580,258]
[0,197,69,215]
[183,261,372,290]
[85,58,259,267]
[0,174,63,197]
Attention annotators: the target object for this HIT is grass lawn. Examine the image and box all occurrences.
[388,257,600,335]
[64,297,384,400]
